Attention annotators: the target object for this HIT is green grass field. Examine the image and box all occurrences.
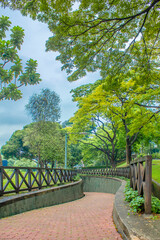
[152,160,160,183]
[117,159,160,184]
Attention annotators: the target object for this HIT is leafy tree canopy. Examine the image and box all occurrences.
[25,88,61,122]
[1,129,32,159]
[1,0,160,81]
[68,143,82,168]
[23,121,65,166]
[0,15,41,100]
[69,68,160,163]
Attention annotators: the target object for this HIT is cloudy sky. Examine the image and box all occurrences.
[0,7,100,147]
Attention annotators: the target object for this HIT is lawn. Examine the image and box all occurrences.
[152,160,160,183]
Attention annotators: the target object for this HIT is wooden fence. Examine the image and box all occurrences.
[130,155,152,214]
[0,166,76,196]
[79,167,130,178]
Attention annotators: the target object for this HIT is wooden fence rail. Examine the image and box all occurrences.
[130,155,152,214]
[0,166,76,196]
[78,167,130,178]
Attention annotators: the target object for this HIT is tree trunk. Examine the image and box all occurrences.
[110,154,116,168]
[51,161,55,169]
[126,137,132,164]
[105,154,108,168]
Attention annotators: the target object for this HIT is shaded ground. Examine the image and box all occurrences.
[0,192,122,240]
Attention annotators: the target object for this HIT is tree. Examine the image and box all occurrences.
[68,143,83,168]
[1,122,65,167]
[2,1,160,165]
[25,88,61,122]
[23,122,65,167]
[0,15,41,100]
[2,0,160,81]
[79,141,104,167]
[1,129,32,159]
[69,70,160,163]
[69,111,125,167]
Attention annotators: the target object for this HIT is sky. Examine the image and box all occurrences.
[0,7,100,147]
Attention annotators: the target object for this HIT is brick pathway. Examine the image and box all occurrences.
[0,192,122,240]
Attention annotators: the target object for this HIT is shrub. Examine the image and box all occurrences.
[125,188,139,202]
[151,196,160,213]
[129,196,145,213]
[124,181,160,213]
[72,174,81,181]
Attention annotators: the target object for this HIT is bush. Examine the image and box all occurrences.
[129,196,145,213]
[124,181,160,213]
[72,174,81,181]
[125,188,139,202]
[152,152,160,159]
[151,196,160,213]
[8,157,37,168]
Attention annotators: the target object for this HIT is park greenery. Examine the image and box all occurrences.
[124,181,160,213]
[1,88,64,167]
[1,88,83,168]
[0,1,160,169]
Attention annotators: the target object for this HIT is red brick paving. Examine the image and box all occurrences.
[0,192,122,240]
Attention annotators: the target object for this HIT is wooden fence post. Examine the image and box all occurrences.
[28,168,32,191]
[39,168,42,189]
[0,167,3,195]
[15,168,19,194]
[144,155,152,214]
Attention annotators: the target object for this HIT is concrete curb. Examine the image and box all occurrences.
[113,180,160,240]
[112,180,140,240]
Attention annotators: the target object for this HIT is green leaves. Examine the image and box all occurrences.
[23,122,65,166]
[0,16,41,101]
[0,15,11,39]
[1,129,31,159]
[129,196,145,213]
[1,1,160,81]
[124,181,160,213]
[0,84,22,101]
[151,196,160,214]
[19,59,41,86]
[10,26,25,50]
[25,88,61,122]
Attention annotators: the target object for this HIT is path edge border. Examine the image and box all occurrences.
[0,179,84,219]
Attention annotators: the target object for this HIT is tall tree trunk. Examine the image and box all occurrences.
[110,157,115,168]
[38,149,42,167]
[126,137,132,164]
[111,143,116,168]
[105,154,108,168]
[51,161,55,169]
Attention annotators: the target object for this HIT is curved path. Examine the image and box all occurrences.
[0,192,122,240]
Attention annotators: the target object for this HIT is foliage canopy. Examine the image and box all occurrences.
[0,15,41,100]
[1,0,160,81]
[25,88,61,122]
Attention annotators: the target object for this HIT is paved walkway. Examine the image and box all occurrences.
[0,192,122,240]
